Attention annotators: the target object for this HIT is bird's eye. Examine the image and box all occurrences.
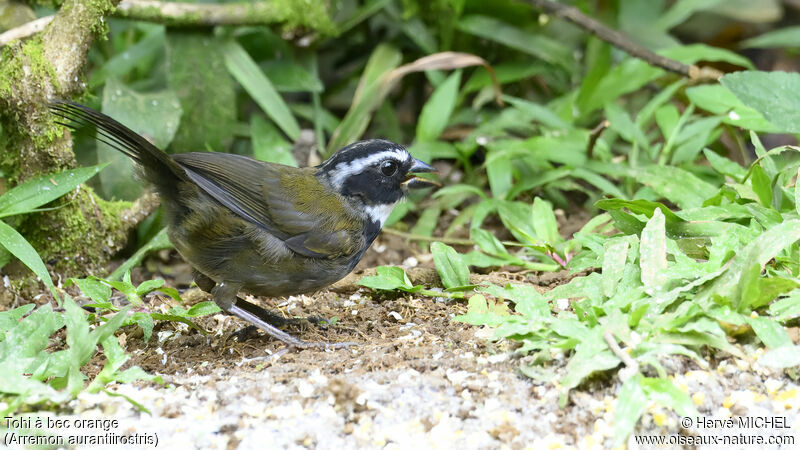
[381,160,398,177]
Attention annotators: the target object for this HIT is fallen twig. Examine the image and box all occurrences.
[525,0,723,83]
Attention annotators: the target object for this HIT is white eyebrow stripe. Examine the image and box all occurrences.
[329,149,410,188]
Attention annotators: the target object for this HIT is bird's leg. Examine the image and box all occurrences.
[193,272,329,329]
[210,281,355,350]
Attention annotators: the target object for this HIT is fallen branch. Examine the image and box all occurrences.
[1,0,333,47]
[0,16,53,47]
[525,0,723,83]
[114,0,292,27]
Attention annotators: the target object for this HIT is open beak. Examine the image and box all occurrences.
[403,158,440,189]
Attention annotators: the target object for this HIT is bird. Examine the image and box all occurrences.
[50,101,438,349]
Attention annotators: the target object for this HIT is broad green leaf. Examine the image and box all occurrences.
[108,227,172,281]
[602,237,631,297]
[633,166,716,209]
[698,219,800,304]
[579,59,663,115]
[224,41,300,140]
[417,70,462,142]
[614,375,648,445]
[0,221,57,298]
[0,165,105,218]
[720,71,800,134]
[686,84,777,132]
[185,301,222,317]
[251,115,296,166]
[457,15,574,70]
[167,32,236,151]
[431,242,470,289]
[0,304,35,336]
[532,197,560,247]
[640,209,668,295]
[327,44,401,153]
[100,78,182,200]
[750,163,773,208]
[743,26,800,48]
[659,43,753,69]
[745,316,792,349]
[486,156,513,199]
[261,60,323,93]
[640,377,697,417]
[595,199,682,223]
[605,102,648,148]
[505,95,569,129]
[703,149,746,180]
[89,25,166,88]
[463,63,546,96]
[359,266,416,291]
[67,277,111,304]
[769,290,800,321]
[454,294,511,327]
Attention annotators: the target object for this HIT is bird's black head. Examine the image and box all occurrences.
[317,139,438,225]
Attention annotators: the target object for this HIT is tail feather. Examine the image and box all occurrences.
[49,101,188,196]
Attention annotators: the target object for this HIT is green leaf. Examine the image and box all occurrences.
[457,15,574,70]
[224,41,299,140]
[595,199,682,223]
[745,316,792,349]
[67,277,111,304]
[454,294,511,327]
[0,220,57,298]
[686,84,777,132]
[633,166,716,209]
[326,44,401,154]
[532,198,560,247]
[720,71,800,134]
[602,237,631,298]
[614,375,648,445]
[261,60,323,93]
[89,25,166,88]
[703,149,746,180]
[698,219,800,304]
[578,59,663,115]
[416,70,462,142]
[769,290,800,321]
[742,26,800,48]
[505,95,569,129]
[659,43,753,69]
[251,115,296,166]
[358,265,416,291]
[640,209,668,295]
[0,304,35,336]
[167,32,237,151]
[0,165,105,218]
[431,242,470,289]
[100,78,182,200]
[185,301,222,317]
[108,227,172,281]
[750,163,773,208]
[640,376,697,417]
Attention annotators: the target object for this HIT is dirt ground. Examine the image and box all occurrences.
[31,230,788,450]
[6,219,800,449]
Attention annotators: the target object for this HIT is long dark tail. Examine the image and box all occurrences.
[49,101,188,197]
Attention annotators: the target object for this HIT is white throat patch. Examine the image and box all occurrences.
[364,202,398,227]
[329,149,410,189]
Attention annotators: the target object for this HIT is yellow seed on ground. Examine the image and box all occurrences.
[692,392,706,406]
[722,396,734,409]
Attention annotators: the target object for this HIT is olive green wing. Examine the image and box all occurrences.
[173,152,360,258]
